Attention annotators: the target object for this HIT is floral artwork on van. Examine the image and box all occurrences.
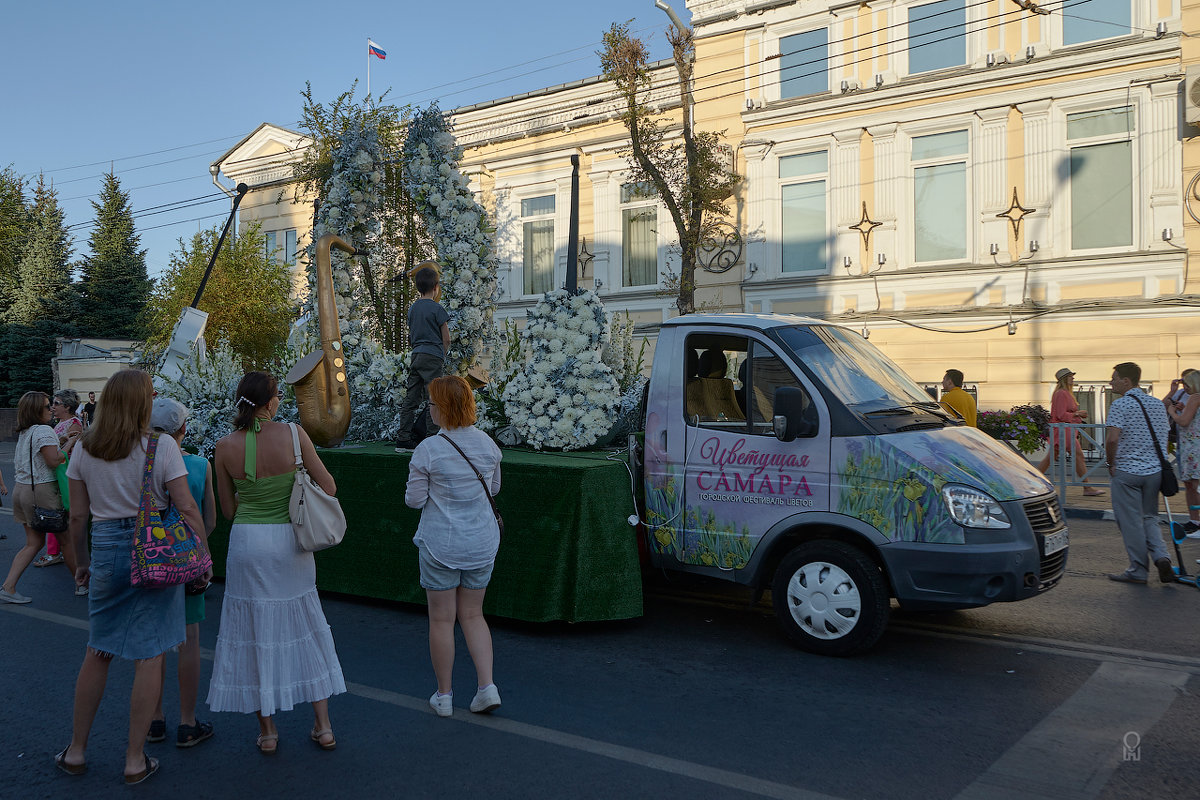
[834,428,1052,544]
[644,469,754,569]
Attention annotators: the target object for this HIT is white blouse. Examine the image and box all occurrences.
[405,426,502,570]
[14,425,59,485]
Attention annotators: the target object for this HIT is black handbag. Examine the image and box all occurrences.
[1132,394,1179,498]
[28,434,68,533]
[437,434,504,536]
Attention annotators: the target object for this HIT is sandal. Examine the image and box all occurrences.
[256,732,279,755]
[34,554,63,568]
[310,726,337,751]
[123,752,159,785]
[1082,487,1106,496]
[54,746,86,776]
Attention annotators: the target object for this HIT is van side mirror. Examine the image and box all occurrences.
[773,387,817,441]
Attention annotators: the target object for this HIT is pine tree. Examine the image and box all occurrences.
[78,172,149,338]
[9,174,75,324]
[0,166,30,318]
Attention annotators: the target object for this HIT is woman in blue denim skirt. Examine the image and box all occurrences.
[55,370,207,785]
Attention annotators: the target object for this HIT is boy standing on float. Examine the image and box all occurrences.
[395,261,451,449]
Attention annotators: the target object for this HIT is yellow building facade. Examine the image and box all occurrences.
[214,0,1198,418]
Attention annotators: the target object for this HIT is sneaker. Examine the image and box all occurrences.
[1155,558,1176,584]
[0,589,31,604]
[470,684,501,714]
[34,553,64,568]
[147,719,167,743]
[176,720,214,748]
[74,585,89,597]
[429,692,453,717]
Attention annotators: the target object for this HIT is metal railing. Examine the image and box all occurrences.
[1045,422,1110,505]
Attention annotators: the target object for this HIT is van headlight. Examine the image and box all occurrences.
[942,485,1010,529]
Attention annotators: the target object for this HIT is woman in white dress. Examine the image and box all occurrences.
[207,371,345,754]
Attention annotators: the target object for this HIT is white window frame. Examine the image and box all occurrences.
[900,0,969,77]
[765,17,831,103]
[618,181,660,288]
[905,122,973,266]
[1051,0,1145,49]
[778,150,831,276]
[264,228,297,265]
[1056,98,1140,255]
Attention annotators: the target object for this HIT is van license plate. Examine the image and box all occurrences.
[1043,529,1068,555]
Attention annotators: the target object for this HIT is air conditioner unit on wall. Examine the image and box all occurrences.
[1186,65,1200,125]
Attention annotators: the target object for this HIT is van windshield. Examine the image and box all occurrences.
[773,325,938,414]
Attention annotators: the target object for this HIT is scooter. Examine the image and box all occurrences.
[1165,497,1200,589]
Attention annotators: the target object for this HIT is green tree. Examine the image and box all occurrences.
[600,19,740,315]
[9,174,76,324]
[0,320,72,405]
[78,172,150,338]
[0,166,30,317]
[142,222,295,367]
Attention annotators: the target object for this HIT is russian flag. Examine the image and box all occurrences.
[368,39,386,60]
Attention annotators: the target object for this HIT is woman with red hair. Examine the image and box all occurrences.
[405,375,503,718]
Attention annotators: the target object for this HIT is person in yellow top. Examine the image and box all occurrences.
[940,369,977,427]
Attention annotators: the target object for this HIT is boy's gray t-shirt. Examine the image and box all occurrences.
[408,298,450,357]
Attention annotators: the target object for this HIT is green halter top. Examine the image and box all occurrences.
[232,419,295,524]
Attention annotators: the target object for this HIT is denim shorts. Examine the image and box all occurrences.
[88,517,185,660]
[418,546,493,591]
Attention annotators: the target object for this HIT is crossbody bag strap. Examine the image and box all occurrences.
[138,434,160,525]
[1131,394,1169,465]
[437,433,500,518]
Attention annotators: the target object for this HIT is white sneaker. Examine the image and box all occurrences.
[470,684,501,714]
[429,692,453,717]
[0,589,31,604]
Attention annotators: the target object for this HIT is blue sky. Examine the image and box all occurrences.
[0,0,685,278]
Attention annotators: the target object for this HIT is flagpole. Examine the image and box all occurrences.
[367,37,371,98]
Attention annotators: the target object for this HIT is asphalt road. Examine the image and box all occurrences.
[2,459,1199,799]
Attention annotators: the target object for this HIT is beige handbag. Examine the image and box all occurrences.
[288,423,346,552]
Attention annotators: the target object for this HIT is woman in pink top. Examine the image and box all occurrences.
[1037,368,1104,496]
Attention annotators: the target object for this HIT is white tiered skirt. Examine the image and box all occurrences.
[207,523,346,715]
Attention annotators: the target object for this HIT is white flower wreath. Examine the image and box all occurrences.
[401,106,498,375]
[502,289,621,450]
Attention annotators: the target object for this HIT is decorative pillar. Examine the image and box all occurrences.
[977,106,1010,257]
[1017,99,1053,253]
[865,123,898,267]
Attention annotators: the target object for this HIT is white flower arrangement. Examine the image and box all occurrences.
[303,121,385,346]
[502,289,621,450]
[155,340,297,458]
[401,106,498,375]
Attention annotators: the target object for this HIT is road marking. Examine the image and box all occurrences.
[1,602,839,800]
[954,662,1189,800]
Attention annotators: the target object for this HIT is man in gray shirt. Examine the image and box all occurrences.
[396,262,450,448]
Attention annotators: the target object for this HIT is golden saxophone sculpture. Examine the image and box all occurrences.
[286,233,358,447]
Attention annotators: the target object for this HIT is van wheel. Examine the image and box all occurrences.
[771,541,889,657]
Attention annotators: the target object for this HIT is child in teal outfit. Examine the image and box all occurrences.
[147,397,217,748]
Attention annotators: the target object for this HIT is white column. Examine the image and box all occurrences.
[977,106,1010,256]
[1018,99,1053,253]
[866,123,898,267]
[1147,82,1182,250]
[832,128,861,272]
